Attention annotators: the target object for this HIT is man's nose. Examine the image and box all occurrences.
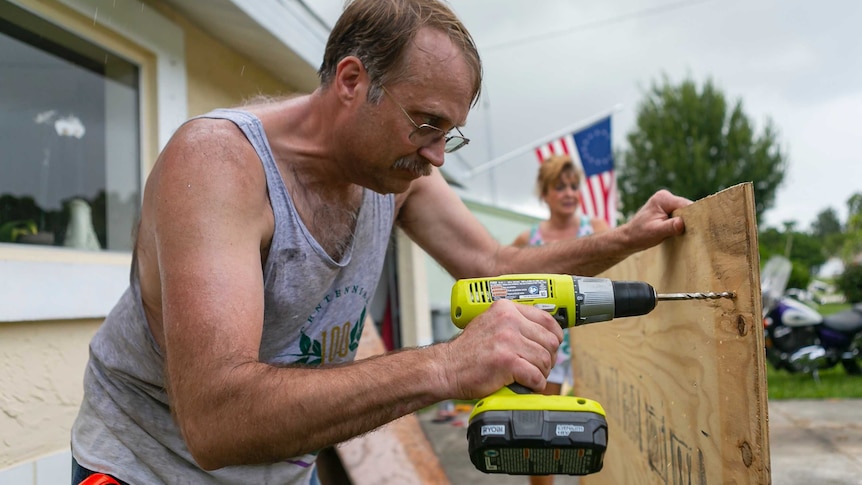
[418,139,445,167]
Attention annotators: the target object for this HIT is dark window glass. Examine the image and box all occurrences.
[0,1,140,251]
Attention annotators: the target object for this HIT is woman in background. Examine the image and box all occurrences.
[512,154,609,485]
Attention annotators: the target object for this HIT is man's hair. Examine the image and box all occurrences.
[536,155,582,198]
[319,0,482,106]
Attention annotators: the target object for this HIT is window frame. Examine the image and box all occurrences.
[0,0,186,322]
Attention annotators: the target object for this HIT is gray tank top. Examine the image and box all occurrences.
[71,109,395,484]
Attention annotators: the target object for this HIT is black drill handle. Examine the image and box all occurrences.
[506,383,533,394]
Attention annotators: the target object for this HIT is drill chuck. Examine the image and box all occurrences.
[571,277,658,324]
[611,280,658,318]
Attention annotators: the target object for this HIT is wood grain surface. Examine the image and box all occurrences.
[574,183,770,484]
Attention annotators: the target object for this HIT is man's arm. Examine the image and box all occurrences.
[148,125,562,470]
[397,168,690,278]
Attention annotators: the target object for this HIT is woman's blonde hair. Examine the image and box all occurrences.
[536,154,582,199]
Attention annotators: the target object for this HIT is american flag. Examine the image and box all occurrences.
[534,116,617,227]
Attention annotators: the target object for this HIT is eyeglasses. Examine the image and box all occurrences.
[381,86,469,153]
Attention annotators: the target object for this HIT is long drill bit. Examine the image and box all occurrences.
[657,292,736,300]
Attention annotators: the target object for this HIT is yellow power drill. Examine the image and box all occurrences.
[450,273,733,476]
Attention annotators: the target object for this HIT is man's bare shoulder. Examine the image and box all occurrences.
[172,117,249,152]
[144,116,271,224]
[155,118,264,181]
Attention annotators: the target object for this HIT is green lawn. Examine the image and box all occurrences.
[818,301,853,315]
[766,365,862,400]
[765,302,862,400]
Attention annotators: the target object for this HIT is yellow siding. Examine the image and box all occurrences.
[145,0,301,116]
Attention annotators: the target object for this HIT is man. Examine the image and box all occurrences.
[71,0,690,483]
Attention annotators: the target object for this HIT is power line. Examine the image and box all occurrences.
[481,0,713,52]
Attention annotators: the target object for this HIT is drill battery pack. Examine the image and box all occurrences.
[466,387,608,476]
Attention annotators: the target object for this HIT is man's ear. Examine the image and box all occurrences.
[334,56,367,103]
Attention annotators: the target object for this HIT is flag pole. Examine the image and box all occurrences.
[463,104,623,178]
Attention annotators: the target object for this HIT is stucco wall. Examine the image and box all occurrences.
[0,319,100,469]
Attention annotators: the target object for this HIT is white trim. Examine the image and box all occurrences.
[54,0,188,151]
[232,0,328,68]
[158,0,323,91]
[0,247,131,322]
[0,448,73,483]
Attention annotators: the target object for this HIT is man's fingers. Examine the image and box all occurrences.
[512,302,564,344]
[671,215,686,235]
[510,356,549,393]
[447,299,562,398]
[654,189,693,213]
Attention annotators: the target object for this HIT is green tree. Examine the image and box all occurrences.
[811,207,845,255]
[836,263,862,303]
[758,224,827,289]
[812,207,843,236]
[841,192,862,262]
[618,76,787,221]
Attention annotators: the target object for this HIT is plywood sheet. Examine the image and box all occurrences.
[573,183,770,484]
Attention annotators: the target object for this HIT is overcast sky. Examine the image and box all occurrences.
[314,0,861,230]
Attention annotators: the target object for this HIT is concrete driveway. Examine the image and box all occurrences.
[419,399,862,484]
[769,399,862,485]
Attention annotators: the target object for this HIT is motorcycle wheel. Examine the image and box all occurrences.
[841,358,861,376]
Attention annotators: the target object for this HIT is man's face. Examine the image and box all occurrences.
[352,28,474,194]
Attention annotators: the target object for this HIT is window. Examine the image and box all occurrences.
[0,0,140,251]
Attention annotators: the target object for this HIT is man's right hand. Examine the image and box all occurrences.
[440,299,564,399]
[620,189,692,251]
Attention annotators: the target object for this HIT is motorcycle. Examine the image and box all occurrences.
[761,256,862,376]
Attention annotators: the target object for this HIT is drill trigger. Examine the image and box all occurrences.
[506,383,533,394]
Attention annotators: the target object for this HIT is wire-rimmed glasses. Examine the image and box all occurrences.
[381,86,469,153]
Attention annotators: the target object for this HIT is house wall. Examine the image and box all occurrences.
[0,0,298,481]
[0,319,101,469]
[143,0,300,117]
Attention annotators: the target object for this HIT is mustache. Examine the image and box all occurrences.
[393,156,432,177]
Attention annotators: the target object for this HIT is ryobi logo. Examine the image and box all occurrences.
[481,425,506,436]
[556,424,585,436]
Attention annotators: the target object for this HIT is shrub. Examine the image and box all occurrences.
[836,263,862,303]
